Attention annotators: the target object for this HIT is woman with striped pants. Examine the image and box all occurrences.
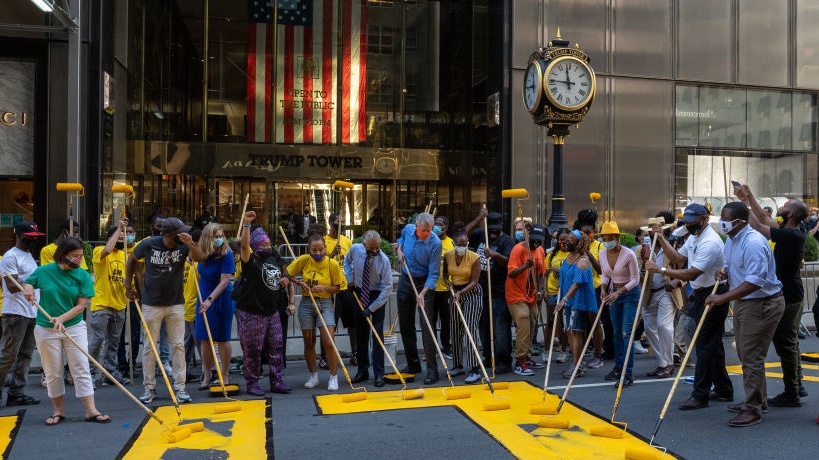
[443,227,484,384]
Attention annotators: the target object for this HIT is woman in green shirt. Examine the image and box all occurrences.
[24,237,110,426]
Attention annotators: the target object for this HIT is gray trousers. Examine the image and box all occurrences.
[0,314,36,397]
[88,307,125,381]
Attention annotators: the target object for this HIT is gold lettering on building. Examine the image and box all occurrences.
[1,112,29,126]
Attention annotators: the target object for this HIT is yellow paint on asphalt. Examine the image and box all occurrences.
[726,362,819,382]
[317,381,670,460]
[121,399,270,460]
[0,414,19,458]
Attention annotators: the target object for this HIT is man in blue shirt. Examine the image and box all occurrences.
[706,201,785,427]
[396,213,442,384]
[344,231,393,387]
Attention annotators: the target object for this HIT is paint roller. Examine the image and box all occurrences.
[530,308,561,415]
[56,182,85,236]
[112,183,135,384]
[480,204,498,379]
[131,295,182,416]
[592,228,662,439]
[236,193,250,239]
[4,273,203,443]
[536,297,608,428]
[624,447,668,460]
[331,180,355,258]
[401,260,470,401]
[191,271,242,399]
[279,227,368,403]
[381,314,413,384]
[352,292,425,401]
[647,282,721,449]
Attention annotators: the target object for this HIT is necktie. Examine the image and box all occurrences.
[360,253,373,308]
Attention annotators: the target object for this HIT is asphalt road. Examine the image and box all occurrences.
[3,333,819,459]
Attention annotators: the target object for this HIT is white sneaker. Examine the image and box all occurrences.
[556,352,570,364]
[633,342,649,354]
[327,374,339,391]
[304,373,319,389]
[162,361,173,376]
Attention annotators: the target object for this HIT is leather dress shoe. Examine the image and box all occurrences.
[709,391,733,402]
[728,410,762,427]
[423,370,439,385]
[350,372,369,384]
[374,376,385,388]
[679,396,708,410]
[400,364,422,374]
[655,365,675,378]
[728,402,768,413]
[646,366,664,377]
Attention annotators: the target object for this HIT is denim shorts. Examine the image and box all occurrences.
[563,305,587,332]
[298,296,335,330]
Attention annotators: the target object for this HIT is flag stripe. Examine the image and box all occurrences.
[341,0,352,144]
[255,25,268,141]
[247,23,258,141]
[322,0,334,144]
[264,27,272,142]
[356,0,367,142]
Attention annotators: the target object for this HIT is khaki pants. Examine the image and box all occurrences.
[508,301,536,362]
[734,294,785,415]
[141,304,187,391]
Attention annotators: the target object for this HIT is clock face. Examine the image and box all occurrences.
[544,56,595,111]
[522,61,543,113]
[374,157,396,174]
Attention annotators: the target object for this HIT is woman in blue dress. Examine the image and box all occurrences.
[195,223,236,389]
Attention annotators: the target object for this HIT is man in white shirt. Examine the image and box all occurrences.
[0,222,47,406]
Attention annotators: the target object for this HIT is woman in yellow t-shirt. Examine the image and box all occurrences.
[443,228,483,384]
[288,233,347,391]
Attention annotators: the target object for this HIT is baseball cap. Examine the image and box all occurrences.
[161,217,192,234]
[14,222,46,237]
[486,212,503,230]
[678,204,709,224]
[529,224,547,241]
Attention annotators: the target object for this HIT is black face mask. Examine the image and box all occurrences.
[152,228,162,237]
[331,223,339,230]
[777,210,790,222]
[20,239,38,252]
[685,220,704,235]
[529,239,543,250]
[115,242,124,250]
[488,231,500,241]
[366,250,379,257]
[564,242,576,252]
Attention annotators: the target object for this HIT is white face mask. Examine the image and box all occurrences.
[454,245,468,256]
[719,219,744,234]
[602,240,617,250]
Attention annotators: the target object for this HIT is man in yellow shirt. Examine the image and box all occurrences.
[39,219,88,270]
[322,213,355,367]
[89,218,132,386]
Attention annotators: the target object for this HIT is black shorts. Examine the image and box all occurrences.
[335,290,356,329]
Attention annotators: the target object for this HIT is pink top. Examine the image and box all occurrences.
[599,246,640,292]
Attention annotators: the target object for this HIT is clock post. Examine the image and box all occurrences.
[522,30,596,233]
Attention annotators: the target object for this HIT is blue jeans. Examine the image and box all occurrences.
[608,286,641,375]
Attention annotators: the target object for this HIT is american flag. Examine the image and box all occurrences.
[275,0,367,144]
[246,0,273,142]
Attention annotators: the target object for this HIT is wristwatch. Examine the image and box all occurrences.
[660,267,667,274]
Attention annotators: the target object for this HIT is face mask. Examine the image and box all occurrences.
[213,237,224,248]
[585,232,595,240]
[811,215,817,221]
[330,223,339,230]
[602,240,617,250]
[311,253,325,263]
[64,256,82,269]
[126,235,135,244]
[152,228,162,236]
[777,211,790,222]
[173,237,183,245]
[685,221,703,236]
[564,242,576,252]
[255,248,273,258]
[432,225,443,237]
[719,219,743,234]
[672,225,688,238]
[115,242,125,250]
[416,228,431,240]
[515,230,524,242]
[488,231,500,241]
[366,250,380,257]
[529,239,542,250]
[551,238,558,248]
[454,245,468,256]
[21,239,38,252]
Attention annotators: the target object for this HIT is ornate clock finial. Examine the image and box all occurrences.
[556,27,562,39]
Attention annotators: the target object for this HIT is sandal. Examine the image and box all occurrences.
[45,415,65,426]
[85,413,110,424]
[198,382,210,391]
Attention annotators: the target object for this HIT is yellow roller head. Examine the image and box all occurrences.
[624,447,665,460]
[163,427,191,443]
[172,422,204,433]
[333,180,354,189]
[530,401,560,415]
[501,188,528,198]
[56,182,84,192]
[443,388,471,400]
[213,402,242,414]
[483,400,510,411]
[401,388,425,400]
[537,416,570,429]
[112,184,134,194]
[341,392,368,403]
[483,382,509,390]
[589,424,625,439]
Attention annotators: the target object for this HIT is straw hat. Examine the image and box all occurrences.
[640,216,674,232]
[599,221,621,235]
